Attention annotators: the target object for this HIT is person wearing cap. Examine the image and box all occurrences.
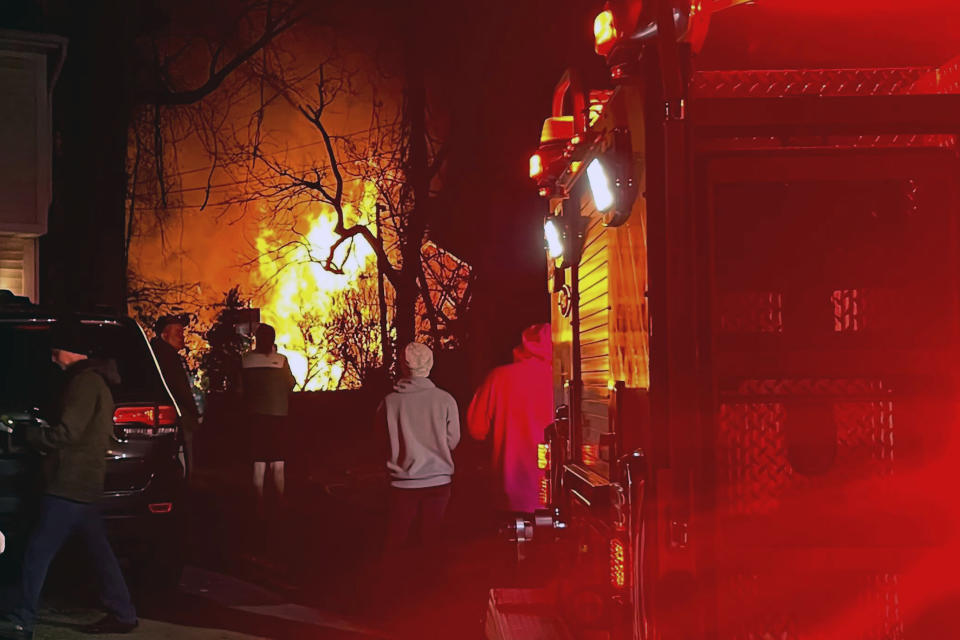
[151,315,201,478]
[0,319,137,640]
[467,324,553,516]
[378,342,461,553]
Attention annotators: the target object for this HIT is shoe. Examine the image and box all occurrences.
[0,618,32,640]
[79,615,138,634]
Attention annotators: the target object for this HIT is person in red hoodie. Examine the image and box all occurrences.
[467,324,553,515]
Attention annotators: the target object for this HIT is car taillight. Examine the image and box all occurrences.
[537,443,551,470]
[149,502,173,514]
[156,405,177,425]
[113,406,156,425]
[113,405,178,437]
[610,537,628,589]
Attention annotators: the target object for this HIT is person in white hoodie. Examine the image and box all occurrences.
[377,342,460,551]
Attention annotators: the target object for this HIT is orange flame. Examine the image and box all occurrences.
[252,185,380,390]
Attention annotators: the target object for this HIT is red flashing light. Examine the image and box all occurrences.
[539,476,549,507]
[529,153,544,179]
[582,443,599,465]
[610,538,627,589]
[537,443,551,470]
[149,502,173,514]
[594,9,618,57]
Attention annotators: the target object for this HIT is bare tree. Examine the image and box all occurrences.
[319,274,384,389]
[126,2,473,382]
[292,307,326,391]
[124,0,308,292]
[238,58,472,367]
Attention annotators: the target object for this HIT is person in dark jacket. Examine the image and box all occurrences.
[240,323,295,513]
[151,315,201,477]
[0,320,137,640]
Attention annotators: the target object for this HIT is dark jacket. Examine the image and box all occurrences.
[26,359,119,503]
[151,337,200,430]
[240,351,296,416]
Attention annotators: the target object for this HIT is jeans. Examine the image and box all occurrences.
[11,495,136,630]
[384,483,451,551]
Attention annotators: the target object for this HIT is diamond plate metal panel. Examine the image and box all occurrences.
[720,291,784,333]
[832,289,863,332]
[834,401,896,474]
[719,379,896,514]
[832,288,901,334]
[905,54,960,94]
[691,68,932,98]
[735,378,887,397]
[692,65,959,149]
[717,573,801,640]
[718,402,793,515]
[716,573,905,640]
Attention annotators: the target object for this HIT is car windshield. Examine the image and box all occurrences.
[0,319,169,414]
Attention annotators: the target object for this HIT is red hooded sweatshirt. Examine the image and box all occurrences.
[468,324,553,513]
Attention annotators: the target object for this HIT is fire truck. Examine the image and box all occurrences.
[485,1,960,639]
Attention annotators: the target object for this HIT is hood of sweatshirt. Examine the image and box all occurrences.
[514,323,552,362]
[393,376,437,393]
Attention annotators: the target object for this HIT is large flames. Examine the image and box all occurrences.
[252,184,380,391]
[126,40,471,393]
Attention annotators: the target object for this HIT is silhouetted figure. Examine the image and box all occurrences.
[0,320,137,640]
[240,324,295,519]
[467,324,553,516]
[151,315,201,478]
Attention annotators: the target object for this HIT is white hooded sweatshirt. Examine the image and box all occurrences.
[378,376,460,489]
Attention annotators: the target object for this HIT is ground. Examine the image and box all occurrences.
[11,456,526,640]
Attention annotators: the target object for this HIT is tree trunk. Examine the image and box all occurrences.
[394,276,418,348]
[394,11,430,348]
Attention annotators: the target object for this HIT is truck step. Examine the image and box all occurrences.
[484,588,573,640]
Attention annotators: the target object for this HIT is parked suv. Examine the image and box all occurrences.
[0,294,185,590]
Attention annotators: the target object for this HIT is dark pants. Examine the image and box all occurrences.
[374,484,452,611]
[11,496,136,630]
[384,483,451,551]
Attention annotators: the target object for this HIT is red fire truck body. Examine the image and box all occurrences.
[486,2,960,639]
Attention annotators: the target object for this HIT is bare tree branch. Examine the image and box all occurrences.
[146,2,304,106]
